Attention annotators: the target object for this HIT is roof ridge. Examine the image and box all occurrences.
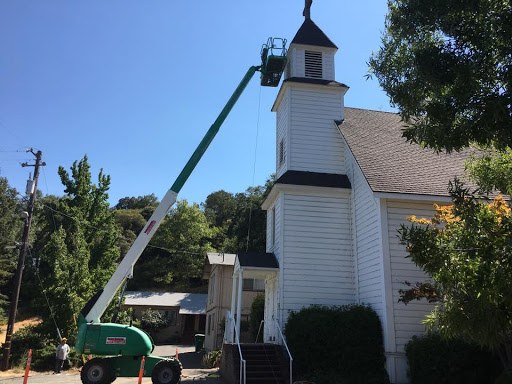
[344,106,398,115]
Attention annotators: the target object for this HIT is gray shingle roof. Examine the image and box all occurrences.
[338,107,474,197]
[290,19,338,49]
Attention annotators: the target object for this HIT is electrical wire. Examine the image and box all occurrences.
[245,84,263,252]
[26,248,62,341]
[40,203,205,257]
[42,168,58,231]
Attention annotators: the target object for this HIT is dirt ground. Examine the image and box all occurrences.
[0,318,42,336]
[0,317,43,377]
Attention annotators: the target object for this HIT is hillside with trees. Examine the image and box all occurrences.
[0,155,272,368]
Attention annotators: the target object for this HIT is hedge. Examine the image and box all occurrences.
[405,334,501,384]
[284,304,389,384]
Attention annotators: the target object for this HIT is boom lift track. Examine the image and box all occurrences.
[75,38,287,384]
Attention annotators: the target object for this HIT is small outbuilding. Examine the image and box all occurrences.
[123,291,207,344]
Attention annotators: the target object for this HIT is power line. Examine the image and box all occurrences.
[41,204,203,257]
[245,84,263,252]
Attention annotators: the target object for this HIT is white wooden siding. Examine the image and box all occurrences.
[266,198,282,263]
[286,48,305,78]
[286,48,335,80]
[322,51,335,80]
[289,89,345,174]
[280,192,354,323]
[387,200,438,352]
[346,153,383,318]
[276,91,290,179]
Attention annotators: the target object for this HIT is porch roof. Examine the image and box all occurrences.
[237,252,279,270]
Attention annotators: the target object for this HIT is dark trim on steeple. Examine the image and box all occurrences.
[291,19,338,49]
[276,170,351,189]
[284,77,349,88]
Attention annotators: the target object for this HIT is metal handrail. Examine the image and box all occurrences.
[227,312,246,384]
[255,319,264,343]
[275,321,293,384]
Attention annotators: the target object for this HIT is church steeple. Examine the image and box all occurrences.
[284,6,338,81]
[271,5,348,179]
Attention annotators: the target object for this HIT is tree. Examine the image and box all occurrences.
[369,0,512,152]
[202,190,237,228]
[0,178,21,321]
[129,200,215,290]
[36,156,120,336]
[112,194,160,256]
[466,148,512,196]
[399,180,512,370]
[202,175,275,253]
[370,2,512,376]
[114,209,147,256]
[114,194,158,220]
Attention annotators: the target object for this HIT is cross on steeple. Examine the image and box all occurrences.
[303,0,312,20]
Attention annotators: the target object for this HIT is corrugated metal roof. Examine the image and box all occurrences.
[338,107,476,197]
[207,253,236,266]
[124,291,207,315]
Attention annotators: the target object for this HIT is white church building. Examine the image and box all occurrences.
[223,14,470,384]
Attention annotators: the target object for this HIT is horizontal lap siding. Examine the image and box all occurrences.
[282,193,354,317]
[289,89,345,174]
[322,52,335,80]
[350,156,383,317]
[387,200,438,352]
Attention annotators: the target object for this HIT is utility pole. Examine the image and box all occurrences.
[1,149,45,371]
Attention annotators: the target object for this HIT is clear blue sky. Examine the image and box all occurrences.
[0,1,393,206]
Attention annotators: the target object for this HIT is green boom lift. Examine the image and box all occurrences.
[75,37,287,384]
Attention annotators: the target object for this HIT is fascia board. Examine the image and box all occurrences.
[262,182,351,210]
[272,80,349,112]
[374,192,453,203]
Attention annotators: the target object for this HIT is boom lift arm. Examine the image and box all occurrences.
[80,65,260,324]
[79,37,288,325]
[76,37,287,384]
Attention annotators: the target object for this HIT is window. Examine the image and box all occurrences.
[207,315,211,335]
[243,278,265,292]
[271,207,276,247]
[278,138,286,167]
[211,314,215,333]
[305,50,323,78]
[209,273,215,304]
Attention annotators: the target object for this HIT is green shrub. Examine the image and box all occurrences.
[8,324,80,371]
[284,304,389,384]
[203,349,222,368]
[138,308,169,339]
[405,334,501,384]
[249,294,264,341]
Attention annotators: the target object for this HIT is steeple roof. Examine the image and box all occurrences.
[290,18,338,49]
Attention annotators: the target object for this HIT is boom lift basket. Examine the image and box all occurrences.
[260,37,288,87]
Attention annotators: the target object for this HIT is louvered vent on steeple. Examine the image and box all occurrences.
[305,50,322,78]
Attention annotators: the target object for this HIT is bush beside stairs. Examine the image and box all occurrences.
[220,343,289,384]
